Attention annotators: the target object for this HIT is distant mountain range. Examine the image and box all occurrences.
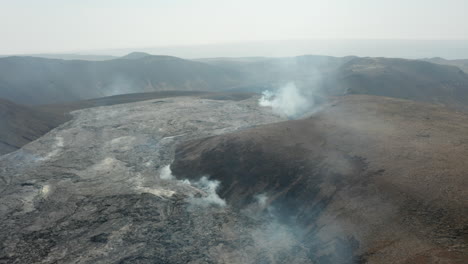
[0,53,117,61]
[2,53,468,106]
[0,53,243,104]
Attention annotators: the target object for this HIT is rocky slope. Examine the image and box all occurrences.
[172,95,468,263]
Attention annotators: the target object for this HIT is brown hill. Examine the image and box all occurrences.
[327,57,468,108]
[0,98,68,156]
[422,57,468,74]
[171,95,468,263]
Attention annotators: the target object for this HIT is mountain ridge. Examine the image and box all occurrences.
[0,55,243,104]
[2,54,468,107]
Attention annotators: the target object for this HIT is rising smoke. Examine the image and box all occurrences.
[187,176,226,207]
[156,165,332,262]
[158,165,226,207]
[159,165,174,180]
[259,82,323,119]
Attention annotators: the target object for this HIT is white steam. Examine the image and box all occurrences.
[259,82,321,119]
[188,176,226,207]
[255,193,268,208]
[159,165,174,180]
[158,165,226,207]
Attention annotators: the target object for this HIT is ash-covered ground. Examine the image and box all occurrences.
[0,96,316,264]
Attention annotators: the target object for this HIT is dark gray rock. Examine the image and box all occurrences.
[0,96,311,264]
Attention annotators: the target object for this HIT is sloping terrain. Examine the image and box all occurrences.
[330,57,468,107]
[171,95,468,263]
[120,52,153,60]
[0,98,68,156]
[422,57,468,74]
[0,55,243,104]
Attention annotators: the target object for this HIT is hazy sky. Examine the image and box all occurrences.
[1,0,467,55]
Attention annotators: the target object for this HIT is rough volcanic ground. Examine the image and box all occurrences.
[0,96,317,264]
[0,91,255,156]
[1,94,467,264]
[172,95,468,264]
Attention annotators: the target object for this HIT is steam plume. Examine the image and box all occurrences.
[259,82,323,119]
[159,165,226,207]
[188,176,226,207]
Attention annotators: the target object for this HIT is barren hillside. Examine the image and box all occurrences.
[172,95,468,263]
